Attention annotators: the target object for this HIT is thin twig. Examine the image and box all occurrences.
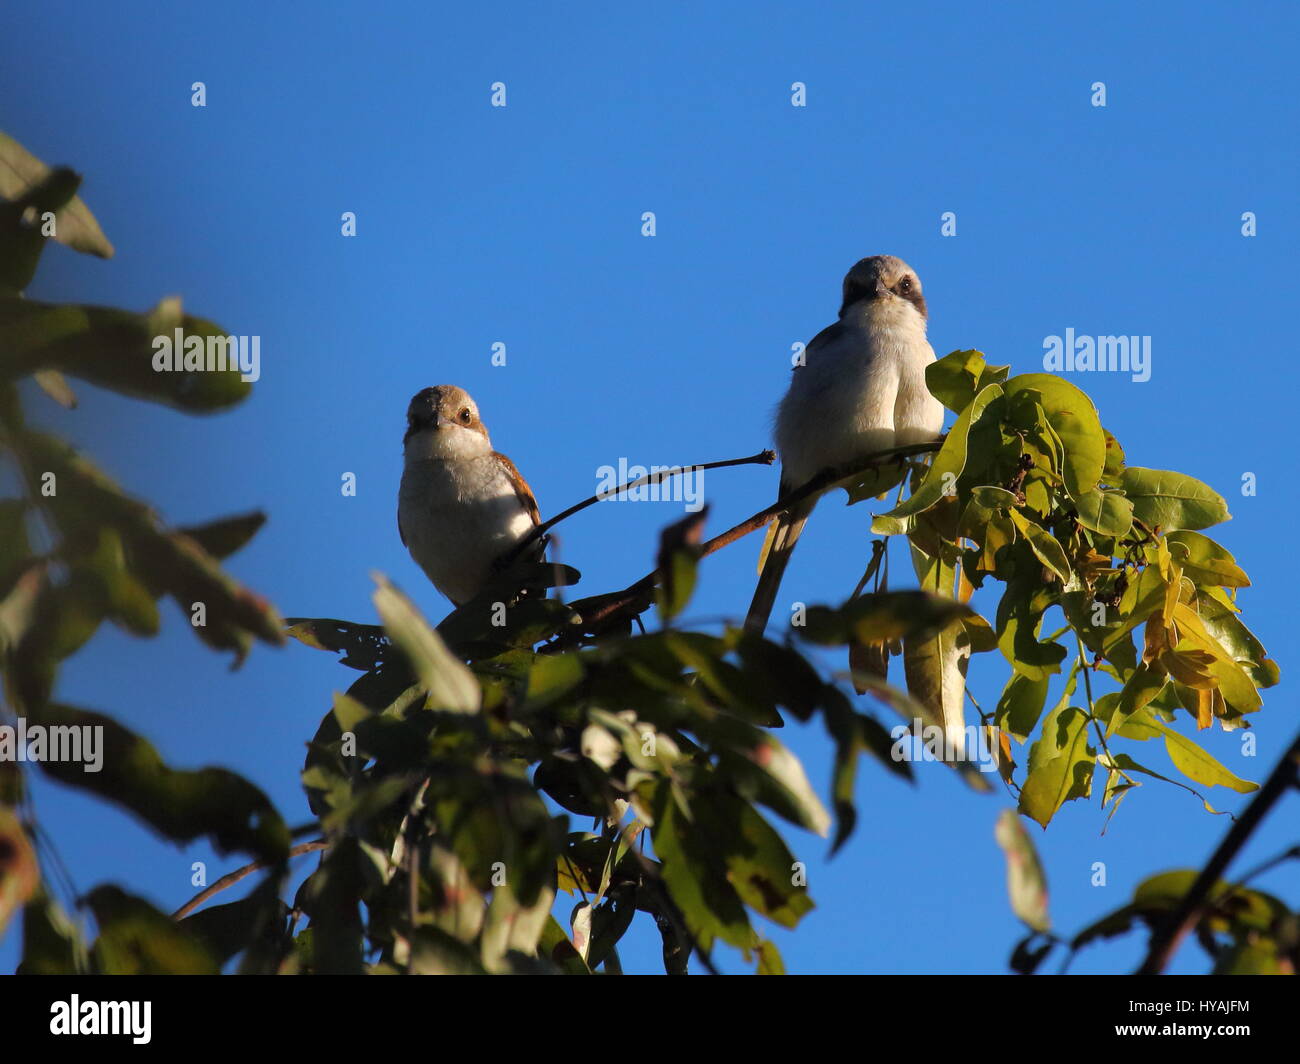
[569,440,942,633]
[1135,728,1300,974]
[171,839,328,920]
[502,449,777,567]
[1234,844,1300,888]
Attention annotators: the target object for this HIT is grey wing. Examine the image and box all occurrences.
[790,320,848,403]
[804,319,845,358]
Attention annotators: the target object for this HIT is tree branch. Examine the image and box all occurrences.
[502,449,777,567]
[565,439,942,634]
[1135,728,1300,974]
[171,839,327,920]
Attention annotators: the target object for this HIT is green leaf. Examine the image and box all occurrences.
[1074,487,1134,538]
[798,590,974,647]
[0,168,83,292]
[650,780,754,953]
[1101,563,1167,654]
[481,880,556,968]
[1102,429,1126,478]
[654,782,816,932]
[659,631,783,727]
[0,133,114,258]
[994,809,1051,932]
[403,926,488,975]
[1196,592,1279,690]
[843,459,911,504]
[994,671,1051,743]
[17,889,88,974]
[820,690,865,852]
[1018,704,1094,829]
[925,349,1009,414]
[1214,940,1287,975]
[296,838,365,975]
[9,430,284,667]
[525,651,585,708]
[655,509,707,623]
[284,616,390,671]
[1117,467,1230,532]
[733,632,824,722]
[873,383,1003,534]
[0,499,31,593]
[995,572,1067,681]
[180,877,290,968]
[436,588,579,655]
[901,617,971,754]
[718,733,831,838]
[1117,712,1258,793]
[1072,870,1287,954]
[429,764,557,907]
[1107,662,1166,737]
[372,574,481,713]
[23,702,290,863]
[87,886,218,975]
[1003,374,1106,500]
[1008,511,1071,583]
[177,511,267,561]
[755,939,786,974]
[0,296,250,411]
[972,485,1019,509]
[720,799,815,929]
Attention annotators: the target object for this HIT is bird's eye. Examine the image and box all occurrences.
[898,277,913,293]
[459,408,472,424]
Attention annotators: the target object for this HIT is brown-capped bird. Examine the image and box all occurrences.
[398,385,543,605]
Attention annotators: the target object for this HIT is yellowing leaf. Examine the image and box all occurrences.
[1117,714,1257,793]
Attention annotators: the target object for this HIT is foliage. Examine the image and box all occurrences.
[277,348,1283,973]
[870,350,1279,831]
[0,133,289,972]
[998,824,1300,975]
[0,134,1288,975]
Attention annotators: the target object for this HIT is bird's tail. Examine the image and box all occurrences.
[744,499,813,634]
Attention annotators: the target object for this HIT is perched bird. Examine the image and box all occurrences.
[398,385,543,606]
[745,255,945,633]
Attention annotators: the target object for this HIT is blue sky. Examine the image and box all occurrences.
[3,1,1297,973]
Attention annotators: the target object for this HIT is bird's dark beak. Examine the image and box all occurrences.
[874,277,888,298]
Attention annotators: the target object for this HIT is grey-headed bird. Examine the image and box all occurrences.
[398,385,543,606]
[745,255,945,633]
